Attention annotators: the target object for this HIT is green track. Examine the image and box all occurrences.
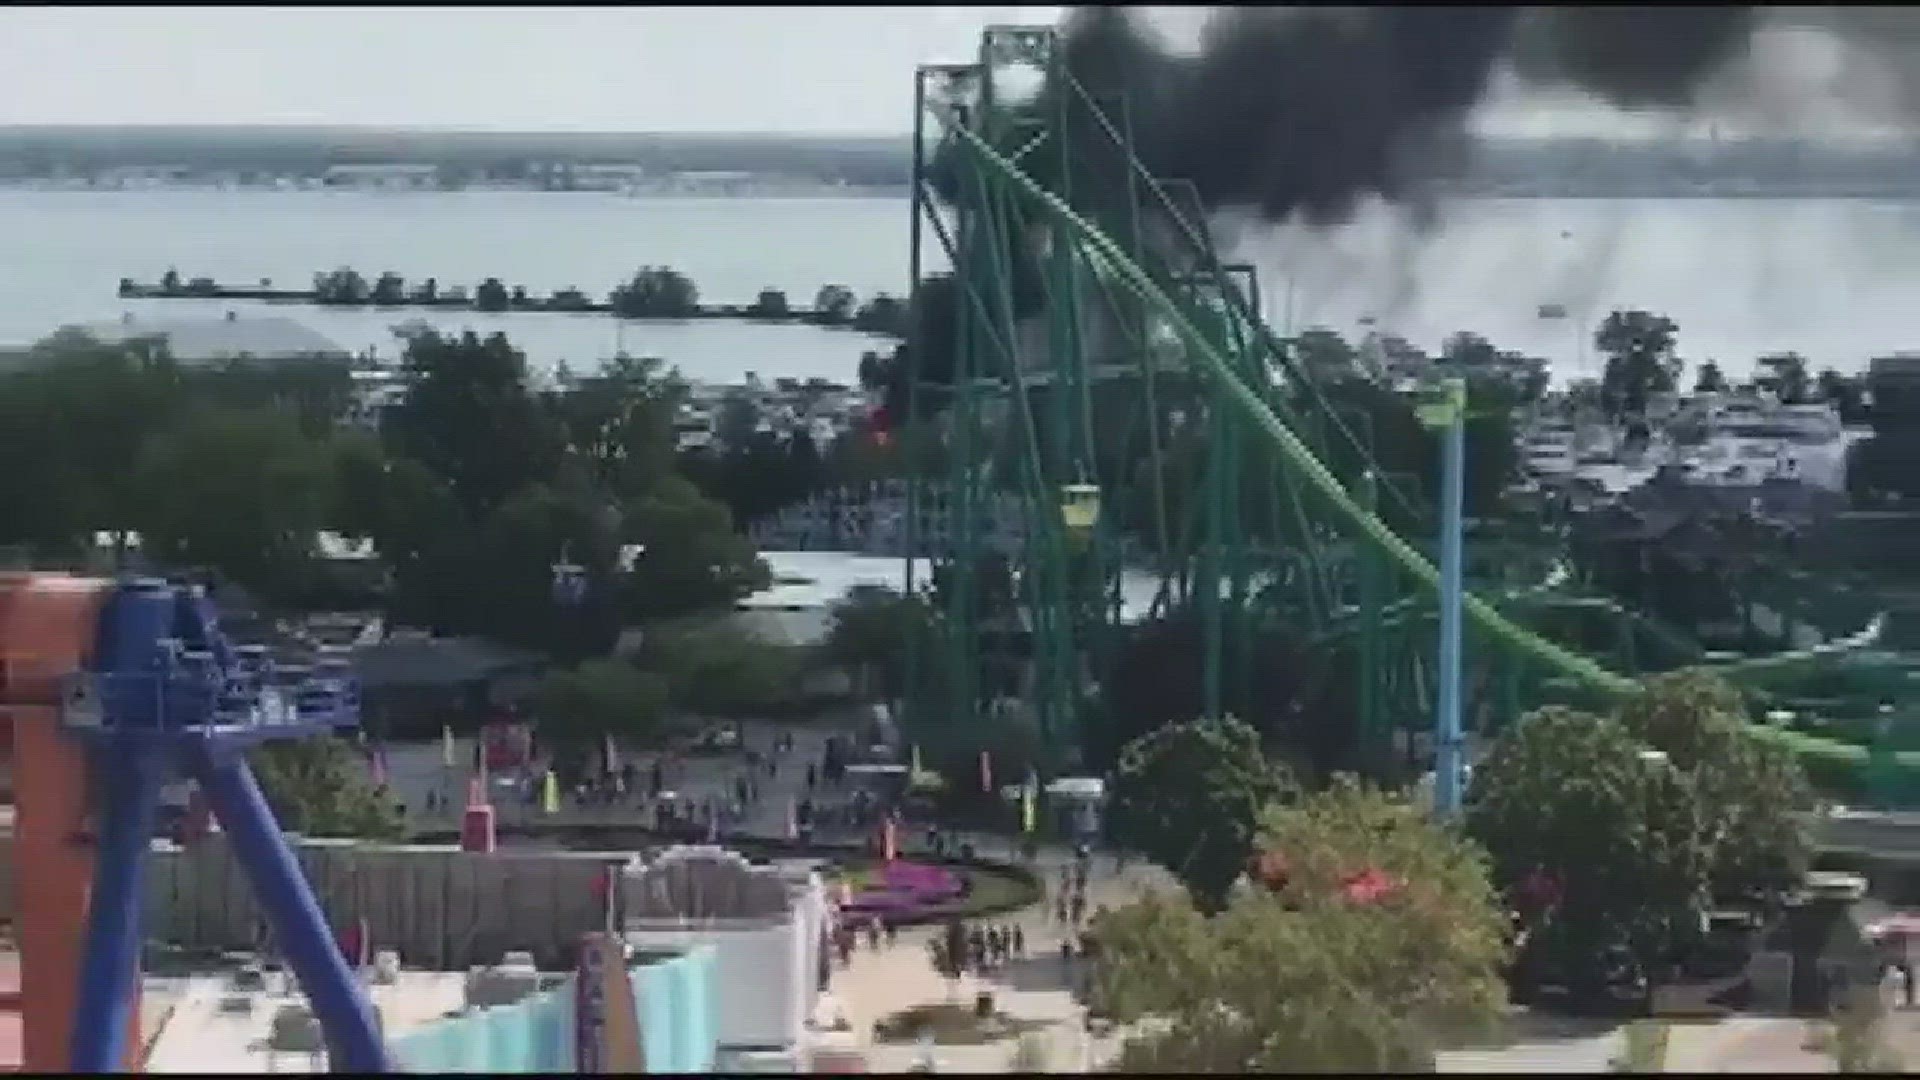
[905,27,1920,796]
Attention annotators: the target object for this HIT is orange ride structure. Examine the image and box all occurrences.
[0,573,388,1072]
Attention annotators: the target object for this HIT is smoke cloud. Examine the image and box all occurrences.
[1048,6,1920,228]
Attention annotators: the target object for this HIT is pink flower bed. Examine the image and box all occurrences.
[837,860,967,921]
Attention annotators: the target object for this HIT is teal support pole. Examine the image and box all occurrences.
[1420,379,1468,820]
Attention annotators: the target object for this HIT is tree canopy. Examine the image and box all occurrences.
[1091,780,1509,1071]
[537,658,672,758]
[1464,673,1808,999]
[252,737,405,840]
[1596,309,1682,418]
[1467,705,1709,992]
[1106,715,1296,913]
[0,329,768,662]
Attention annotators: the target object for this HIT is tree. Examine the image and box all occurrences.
[370,271,406,306]
[552,352,683,501]
[2,335,193,555]
[536,658,671,759]
[252,737,404,839]
[641,623,800,718]
[1755,351,1811,404]
[812,284,858,325]
[1092,780,1509,1071]
[549,286,593,312]
[823,587,937,700]
[160,267,182,294]
[714,389,761,450]
[610,266,700,318]
[1614,670,1813,910]
[475,276,510,312]
[312,266,369,305]
[1595,309,1681,418]
[750,288,789,317]
[1098,606,1359,778]
[1107,716,1296,913]
[188,357,359,440]
[853,293,908,336]
[1694,361,1728,394]
[1440,331,1497,369]
[619,475,770,623]
[130,407,337,601]
[1817,368,1863,421]
[1291,328,1362,379]
[1466,706,1712,995]
[856,350,888,392]
[384,329,564,519]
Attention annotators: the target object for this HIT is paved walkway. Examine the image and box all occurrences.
[384,718,850,840]
[816,839,1169,1073]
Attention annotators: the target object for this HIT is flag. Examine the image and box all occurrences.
[1021,783,1036,835]
[442,724,455,768]
[467,775,486,809]
[882,816,898,862]
[911,744,922,775]
[542,769,560,815]
[979,750,992,793]
[369,745,388,788]
[785,800,798,841]
[604,732,619,775]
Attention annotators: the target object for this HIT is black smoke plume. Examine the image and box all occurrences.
[1050,6,1772,227]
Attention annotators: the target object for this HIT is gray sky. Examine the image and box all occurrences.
[0,5,1798,137]
[0,6,1063,132]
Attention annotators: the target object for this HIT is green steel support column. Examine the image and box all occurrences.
[950,131,981,740]
[904,67,928,602]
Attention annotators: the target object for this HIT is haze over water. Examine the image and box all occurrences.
[7,187,1920,383]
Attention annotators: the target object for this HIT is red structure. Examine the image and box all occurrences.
[481,715,532,773]
[0,574,142,1071]
[460,776,496,854]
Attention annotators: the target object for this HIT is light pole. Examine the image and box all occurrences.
[1417,377,1468,820]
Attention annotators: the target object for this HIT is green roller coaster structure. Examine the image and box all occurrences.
[894,24,1920,805]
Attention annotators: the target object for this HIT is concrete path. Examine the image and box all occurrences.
[381,717,850,840]
[816,836,1168,1073]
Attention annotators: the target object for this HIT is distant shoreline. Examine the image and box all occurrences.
[0,180,912,199]
[9,180,1920,201]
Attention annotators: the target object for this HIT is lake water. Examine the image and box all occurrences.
[8,188,1920,382]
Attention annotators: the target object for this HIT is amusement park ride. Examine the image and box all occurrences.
[0,574,389,1072]
[6,19,1920,1077]
[888,23,1920,806]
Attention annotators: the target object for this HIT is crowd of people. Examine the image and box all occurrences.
[927,919,1029,978]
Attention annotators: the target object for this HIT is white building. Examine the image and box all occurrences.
[619,846,829,1071]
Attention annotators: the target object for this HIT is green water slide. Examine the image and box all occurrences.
[940,113,1919,794]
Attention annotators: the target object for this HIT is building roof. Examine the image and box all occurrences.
[66,315,349,365]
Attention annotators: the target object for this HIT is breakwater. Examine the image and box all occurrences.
[117,268,910,337]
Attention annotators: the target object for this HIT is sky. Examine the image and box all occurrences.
[0,5,1836,137]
